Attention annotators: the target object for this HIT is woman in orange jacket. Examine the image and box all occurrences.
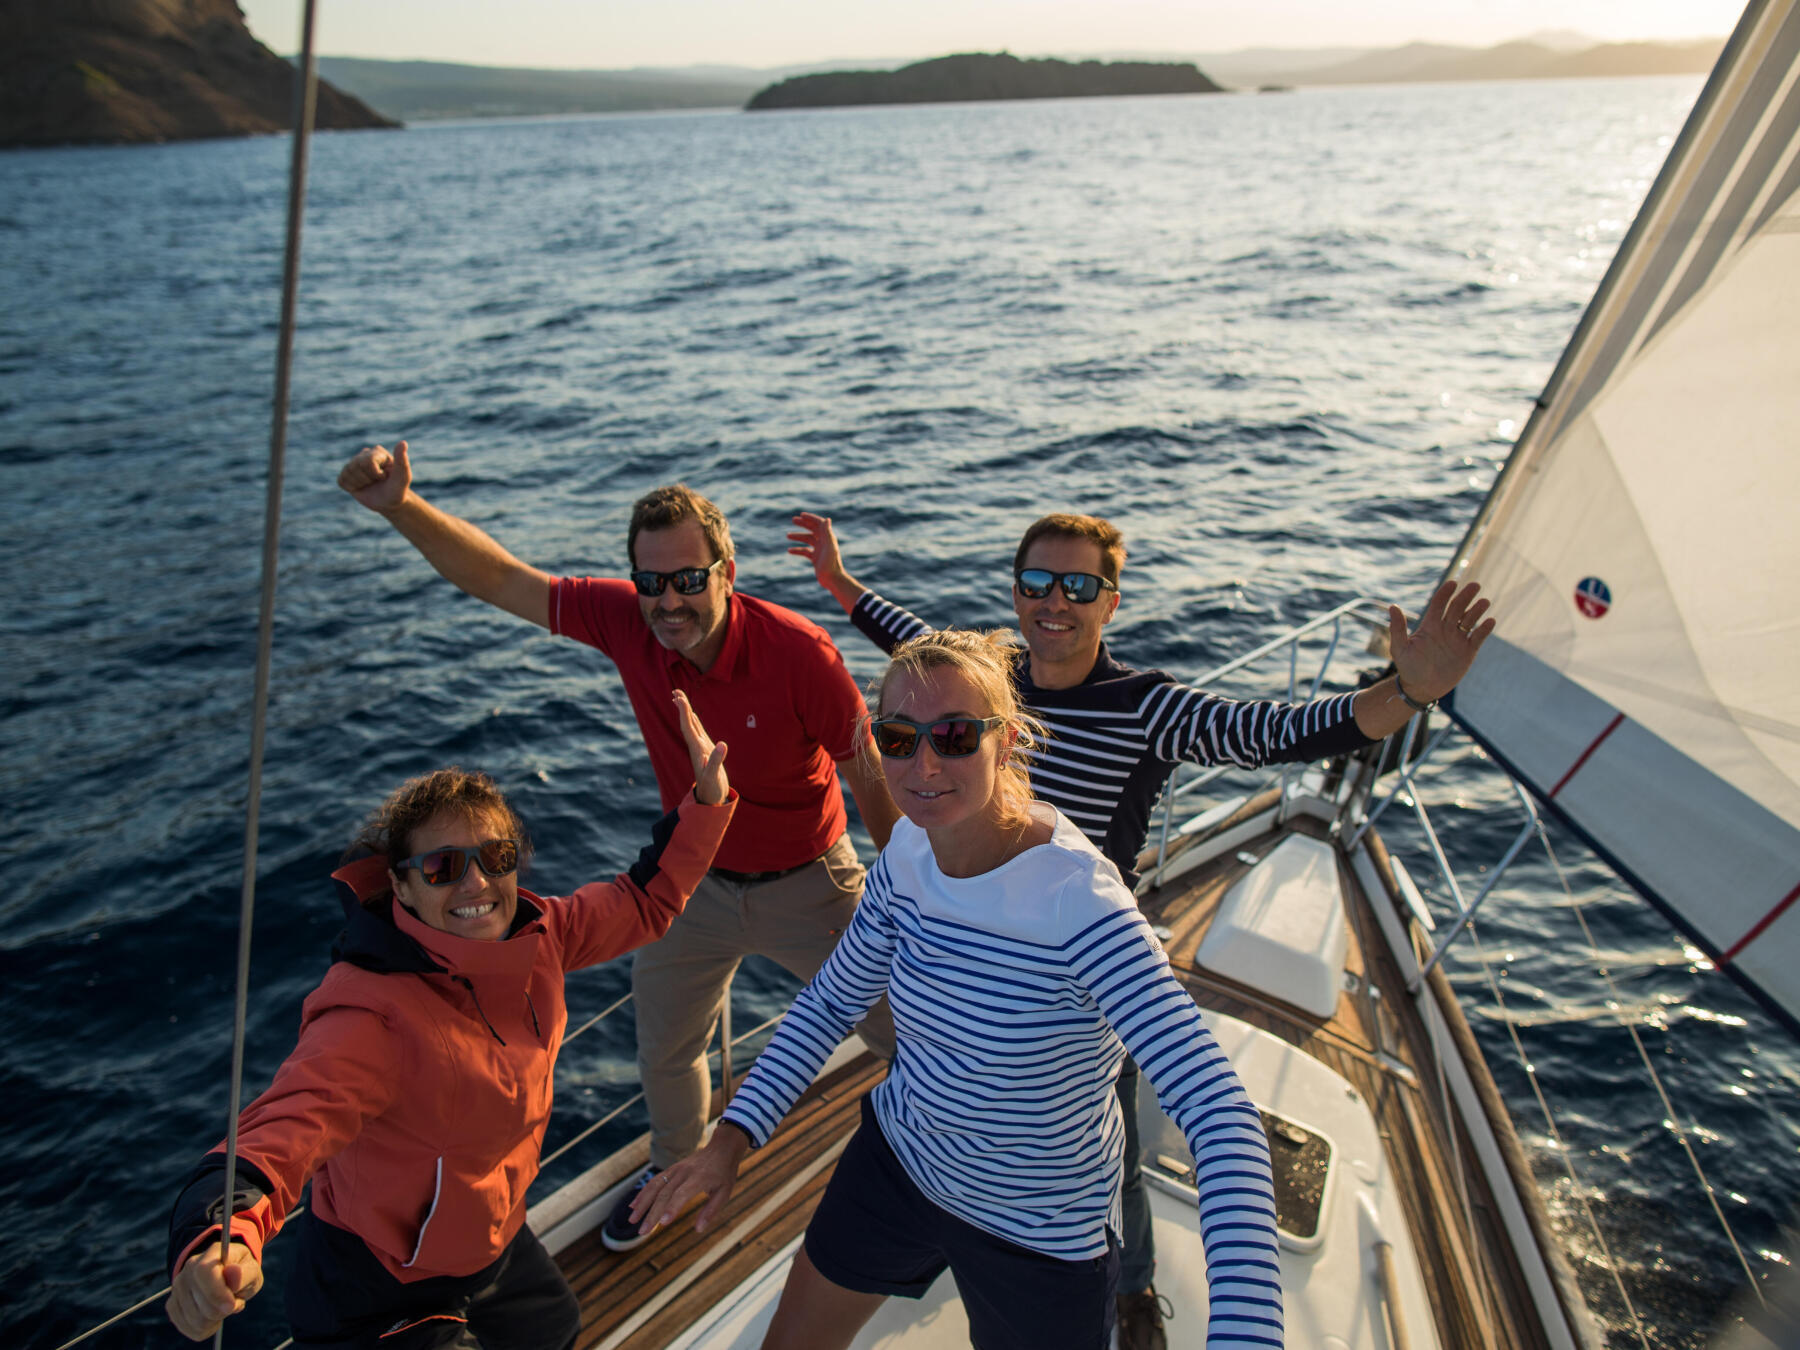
[165,691,734,1349]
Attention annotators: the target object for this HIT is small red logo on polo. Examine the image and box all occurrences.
[1574,577,1611,619]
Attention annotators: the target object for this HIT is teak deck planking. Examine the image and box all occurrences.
[559,814,1559,1349]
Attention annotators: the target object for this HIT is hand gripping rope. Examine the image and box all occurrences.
[212,4,322,1347]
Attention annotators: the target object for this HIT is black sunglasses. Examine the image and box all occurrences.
[394,838,520,887]
[1014,568,1117,604]
[871,715,1006,760]
[630,558,725,597]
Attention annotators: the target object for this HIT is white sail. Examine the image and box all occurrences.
[1450,0,1800,1029]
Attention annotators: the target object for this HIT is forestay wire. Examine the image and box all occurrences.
[211,3,322,1347]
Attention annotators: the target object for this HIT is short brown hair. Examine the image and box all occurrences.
[348,767,530,873]
[868,628,1042,831]
[628,485,734,569]
[1013,514,1126,586]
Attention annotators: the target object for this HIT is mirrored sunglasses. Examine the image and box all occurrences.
[1014,568,1117,604]
[630,558,725,597]
[395,838,520,887]
[871,715,1007,759]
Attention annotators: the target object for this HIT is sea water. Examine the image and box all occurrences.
[2,77,1790,1348]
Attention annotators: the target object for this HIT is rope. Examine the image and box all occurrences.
[212,6,321,1348]
[1457,895,1655,1348]
[1534,821,1768,1308]
[540,1008,786,1170]
[50,1289,171,1350]
[66,977,683,1343]
[52,1206,310,1350]
[563,990,632,1046]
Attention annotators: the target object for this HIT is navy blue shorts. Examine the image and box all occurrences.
[804,1098,1120,1350]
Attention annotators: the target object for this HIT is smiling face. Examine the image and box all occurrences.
[878,666,1012,839]
[389,808,520,943]
[1012,534,1120,684]
[633,518,736,671]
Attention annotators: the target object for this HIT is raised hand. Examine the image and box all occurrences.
[787,512,864,613]
[674,690,729,806]
[1388,580,1495,704]
[165,1240,264,1341]
[337,439,413,514]
[629,1123,750,1239]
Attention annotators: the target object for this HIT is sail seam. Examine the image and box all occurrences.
[1722,879,1800,963]
[1548,712,1626,799]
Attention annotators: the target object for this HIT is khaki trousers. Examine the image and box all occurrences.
[632,834,896,1169]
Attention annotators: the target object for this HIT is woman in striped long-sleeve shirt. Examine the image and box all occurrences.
[632,629,1283,1350]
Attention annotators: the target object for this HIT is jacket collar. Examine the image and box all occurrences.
[329,854,546,979]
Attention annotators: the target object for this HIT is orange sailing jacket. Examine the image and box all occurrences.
[169,789,733,1283]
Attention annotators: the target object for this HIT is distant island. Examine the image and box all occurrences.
[1266,36,1722,87]
[746,53,1222,111]
[14,29,1724,138]
[313,57,763,122]
[0,0,395,148]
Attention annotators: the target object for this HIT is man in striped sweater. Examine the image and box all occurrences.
[788,509,1492,1349]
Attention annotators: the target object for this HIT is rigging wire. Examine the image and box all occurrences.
[212,4,321,1347]
[1383,737,1653,1345]
[540,1008,786,1170]
[563,990,632,1047]
[56,981,760,1349]
[1460,916,1653,1350]
[1533,822,1769,1309]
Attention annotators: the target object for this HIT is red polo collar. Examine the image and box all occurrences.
[655,592,746,682]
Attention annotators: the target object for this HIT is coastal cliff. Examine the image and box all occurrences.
[0,0,396,148]
[747,53,1222,111]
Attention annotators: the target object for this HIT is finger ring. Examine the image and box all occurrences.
[1457,623,1473,634]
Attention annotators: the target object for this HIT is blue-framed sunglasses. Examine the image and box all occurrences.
[630,558,726,597]
[871,715,1006,759]
[1014,568,1116,604]
[394,839,520,887]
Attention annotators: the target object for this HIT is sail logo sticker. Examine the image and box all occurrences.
[1574,577,1612,619]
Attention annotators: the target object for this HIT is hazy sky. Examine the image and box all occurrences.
[239,0,1746,70]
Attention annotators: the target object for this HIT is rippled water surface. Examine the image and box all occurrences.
[3,78,1793,1348]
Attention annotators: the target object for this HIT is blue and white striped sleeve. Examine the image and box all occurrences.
[1141,679,1367,770]
[1065,899,1284,1350]
[850,588,934,656]
[719,857,900,1146]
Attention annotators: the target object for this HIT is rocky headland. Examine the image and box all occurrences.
[747,53,1222,111]
[1,0,396,148]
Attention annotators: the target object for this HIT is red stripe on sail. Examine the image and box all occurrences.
[1722,881,1800,966]
[1548,712,1626,799]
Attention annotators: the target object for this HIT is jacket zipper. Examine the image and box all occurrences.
[402,1156,445,1268]
[453,976,506,1045]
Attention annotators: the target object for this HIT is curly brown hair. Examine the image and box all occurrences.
[627,484,735,569]
[867,628,1042,831]
[347,767,530,872]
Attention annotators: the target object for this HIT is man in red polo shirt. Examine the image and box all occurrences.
[338,440,898,1251]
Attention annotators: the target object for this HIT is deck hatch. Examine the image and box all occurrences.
[1261,1108,1329,1241]
[1143,1102,1332,1245]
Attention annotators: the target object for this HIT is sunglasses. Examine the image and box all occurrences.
[630,558,726,597]
[1014,568,1117,604]
[394,839,520,887]
[871,715,1007,759]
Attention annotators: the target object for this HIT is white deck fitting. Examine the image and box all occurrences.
[665,1014,1438,1350]
[1194,833,1350,1019]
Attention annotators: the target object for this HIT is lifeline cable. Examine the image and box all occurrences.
[212,4,320,1347]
